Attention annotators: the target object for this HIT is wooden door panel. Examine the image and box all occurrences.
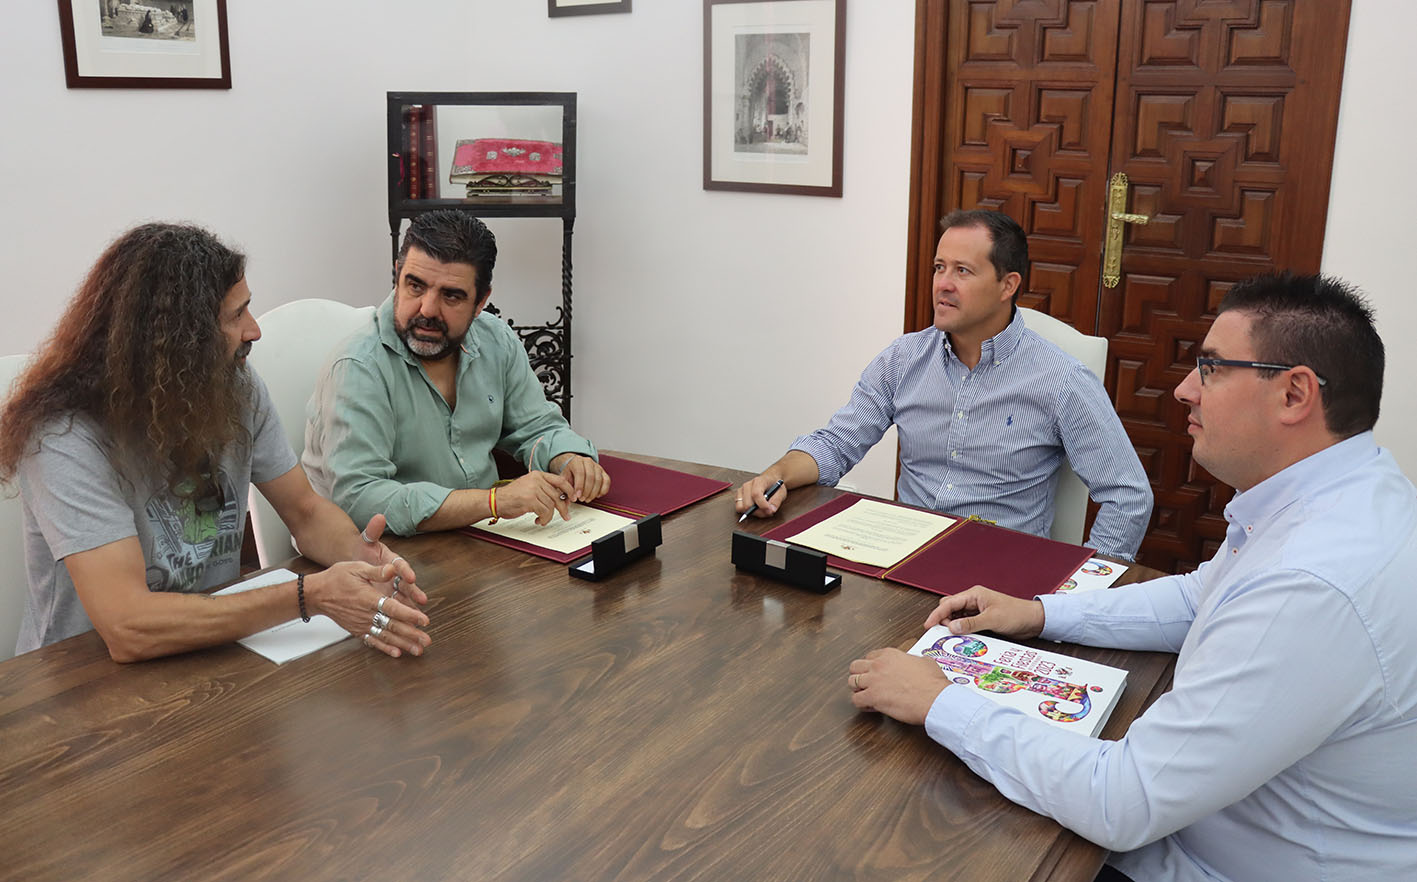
[1104,0,1350,572]
[931,0,1122,332]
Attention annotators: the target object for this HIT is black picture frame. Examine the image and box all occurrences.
[703,0,845,197]
[548,0,632,17]
[58,0,231,89]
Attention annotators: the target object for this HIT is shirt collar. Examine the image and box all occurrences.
[1225,431,1380,527]
[941,306,1023,366]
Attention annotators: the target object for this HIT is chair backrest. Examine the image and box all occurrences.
[0,354,32,659]
[246,299,375,565]
[1018,307,1109,546]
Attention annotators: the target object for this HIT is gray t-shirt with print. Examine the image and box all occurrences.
[13,371,297,654]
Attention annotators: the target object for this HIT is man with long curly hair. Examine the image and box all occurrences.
[0,223,432,662]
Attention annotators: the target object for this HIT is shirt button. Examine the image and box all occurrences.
[952,451,959,458]
[957,411,964,418]
[1231,548,1238,555]
[1245,525,1253,533]
[946,483,953,490]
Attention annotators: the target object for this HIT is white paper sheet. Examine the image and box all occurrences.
[785,499,955,568]
[472,503,635,554]
[212,568,350,664]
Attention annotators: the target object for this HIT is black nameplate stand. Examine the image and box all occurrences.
[569,514,663,581]
[731,531,841,594]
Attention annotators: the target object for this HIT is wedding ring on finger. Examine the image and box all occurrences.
[372,611,391,630]
[361,529,375,544]
[362,634,373,648]
[377,595,390,613]
[369,625,384,639]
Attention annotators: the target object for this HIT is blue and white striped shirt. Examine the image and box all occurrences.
[790,310,1152,558]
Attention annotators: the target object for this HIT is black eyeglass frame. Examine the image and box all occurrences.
[1195,357,1328,387]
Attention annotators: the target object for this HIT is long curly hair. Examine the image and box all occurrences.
[0,223,252,493]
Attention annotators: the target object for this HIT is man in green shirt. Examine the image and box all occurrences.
[304,211,608,536]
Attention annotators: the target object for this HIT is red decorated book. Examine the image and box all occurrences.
[461,455,731,563]
[762,494,1093,599]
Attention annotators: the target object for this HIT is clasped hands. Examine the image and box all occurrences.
[305,514,431,658]
[495,454,611,526]
[848,586,1046,725]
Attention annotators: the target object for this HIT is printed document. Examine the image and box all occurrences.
[785,499,955,568]
[473,503,635,554]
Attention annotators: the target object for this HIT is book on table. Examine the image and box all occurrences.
[908,625,1127,737]
[761,493,1094,599]
[462,454,732,562]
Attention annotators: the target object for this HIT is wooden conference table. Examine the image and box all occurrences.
[0,453,1175,882]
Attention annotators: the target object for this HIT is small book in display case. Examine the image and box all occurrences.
[908,626,1127,737]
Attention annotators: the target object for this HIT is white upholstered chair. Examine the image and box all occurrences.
[0,354,33,659]
[1018,307,1110,546]
[246,300,375,565]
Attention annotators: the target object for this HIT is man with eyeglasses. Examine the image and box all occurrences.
[848,273,1417,881]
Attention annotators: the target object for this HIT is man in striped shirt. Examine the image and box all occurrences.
[735,209,1152,559]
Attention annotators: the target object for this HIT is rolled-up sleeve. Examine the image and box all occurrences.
[489,320,596,472]
[306,358,450,536]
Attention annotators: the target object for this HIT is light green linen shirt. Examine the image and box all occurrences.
[302,294,596,535]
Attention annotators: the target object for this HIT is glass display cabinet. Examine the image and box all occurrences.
[387,91,577,417]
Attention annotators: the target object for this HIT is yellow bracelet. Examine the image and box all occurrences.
[488,486,499,523]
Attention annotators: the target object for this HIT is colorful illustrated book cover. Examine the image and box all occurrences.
[908,626,1127,736]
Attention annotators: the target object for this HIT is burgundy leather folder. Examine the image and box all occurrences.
[763,494,1093,599]
[462,455,732,563]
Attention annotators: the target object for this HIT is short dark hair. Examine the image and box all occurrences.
[939,209,1029,295]
[1219,272,1384,438]
[396,210,498,303]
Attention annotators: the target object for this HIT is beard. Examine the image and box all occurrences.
[233,340,253,362]
[398,315,465,361]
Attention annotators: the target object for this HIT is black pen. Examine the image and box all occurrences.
[738,479,785,523]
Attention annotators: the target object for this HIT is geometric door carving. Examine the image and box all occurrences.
[906,0,1352,573]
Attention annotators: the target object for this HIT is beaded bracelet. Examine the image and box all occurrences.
[296,573,310,623]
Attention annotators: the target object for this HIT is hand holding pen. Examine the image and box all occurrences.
[737,478,786,523]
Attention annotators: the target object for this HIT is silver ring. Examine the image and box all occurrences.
[393,574,402,592]
[377,595,390,613]
[361,529,375,544]
[391,557,404,566]
[369,625,384,638]
[372,611,391,629]
[852,674,860,690]
[362,634,372,647]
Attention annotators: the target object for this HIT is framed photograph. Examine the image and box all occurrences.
[57,0,231,89]
[703,0,845,197]
[548,0,632,17]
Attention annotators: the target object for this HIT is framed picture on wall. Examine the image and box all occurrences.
[548,0,632,16]
[703,0,845,197]
[57,0,231,89]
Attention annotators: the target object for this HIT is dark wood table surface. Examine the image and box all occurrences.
[0,453,1175,882]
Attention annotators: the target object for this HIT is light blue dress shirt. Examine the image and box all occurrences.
[790,310,1152,558]
[924,432,1417,881]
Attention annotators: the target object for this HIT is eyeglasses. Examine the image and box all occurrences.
[1195,357,1328,387]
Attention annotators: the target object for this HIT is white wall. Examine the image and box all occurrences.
[0,0,912,497]
[1,0,1411,492]
[1322,1,1417,479]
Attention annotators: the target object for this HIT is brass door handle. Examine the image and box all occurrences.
[1103,172,1151,287]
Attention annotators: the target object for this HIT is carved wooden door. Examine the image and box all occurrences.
[906,0,1351,572]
